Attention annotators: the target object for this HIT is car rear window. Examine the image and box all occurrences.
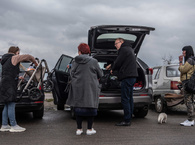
[97,33,137,41]
[95,33,137,49]
[166,66,180,77]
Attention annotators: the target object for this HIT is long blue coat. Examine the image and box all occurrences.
[66,54,103,108]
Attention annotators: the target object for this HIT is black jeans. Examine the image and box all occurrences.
[121,78,136,122]
[76,116,94,129]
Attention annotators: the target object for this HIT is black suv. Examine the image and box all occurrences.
[51,25,155,118]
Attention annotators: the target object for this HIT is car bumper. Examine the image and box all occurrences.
[99,94,152,109]
[0,94,44,112]
[15,102,44,112]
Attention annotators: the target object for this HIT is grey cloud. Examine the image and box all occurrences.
[1,0,195,69]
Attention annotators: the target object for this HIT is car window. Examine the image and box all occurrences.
[20,62,32,71]
[95,33,137,49]
[56,55,72,73]
[0,61,31,77]
[97,33,137,41]
[98,62,107,70]
[166,66,180,77]
[153,68,161,80]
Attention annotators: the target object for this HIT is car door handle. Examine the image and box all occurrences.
[154,82,157,84]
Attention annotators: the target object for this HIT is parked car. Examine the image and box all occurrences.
[50,25,155,118]
[0,59,45,119]
[152,64,181,112]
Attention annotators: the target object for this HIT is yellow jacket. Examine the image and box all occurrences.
[179,57,195,82]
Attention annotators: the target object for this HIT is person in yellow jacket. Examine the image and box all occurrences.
[179,45,195,126]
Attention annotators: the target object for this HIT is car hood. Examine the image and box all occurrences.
[88,25,155,56]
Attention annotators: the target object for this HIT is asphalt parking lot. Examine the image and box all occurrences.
[0,93,195,145]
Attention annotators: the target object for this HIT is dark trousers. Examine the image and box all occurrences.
[76,116,94,129]
[121,78,136,122]
[183,83,194,121]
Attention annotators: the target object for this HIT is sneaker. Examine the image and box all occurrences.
[180,120,188,125]
[76,129,83,135]
[86,128,96,135]
[0,125,11,132]
[115,121,131,126]
[180,120,194,126]
[9,125,26,132]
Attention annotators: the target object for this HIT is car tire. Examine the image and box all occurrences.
[42,80,54,93]
[57,103,65,110]
[134,106,149,118]
[33,106,44,119]
[155,96,167,113]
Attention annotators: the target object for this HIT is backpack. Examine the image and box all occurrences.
[184,57,195,93]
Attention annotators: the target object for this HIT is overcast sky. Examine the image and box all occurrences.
[0,0,195,69]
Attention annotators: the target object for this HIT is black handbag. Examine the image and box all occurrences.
[184,71,195,94]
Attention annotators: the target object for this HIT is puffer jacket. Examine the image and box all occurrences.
[0,53,37,103]
[0,53,20,103]
[179,57,195,82]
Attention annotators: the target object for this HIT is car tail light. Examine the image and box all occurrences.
[140,94,148,96]
[99,95,105,97]
[147,68,153,75]
[133,81,143,90]
[39,86,42,90]
[134,81,143,88]
[171,81,179,90]
[34,101,44,103]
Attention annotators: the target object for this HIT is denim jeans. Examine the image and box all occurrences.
[121,78,136,122]
[2,102,17,126]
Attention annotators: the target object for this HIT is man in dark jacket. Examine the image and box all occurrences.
[106,38,138,126]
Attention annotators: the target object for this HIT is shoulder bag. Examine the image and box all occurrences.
[64,63,79,93]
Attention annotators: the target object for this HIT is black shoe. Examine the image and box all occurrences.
[115,121,131,126]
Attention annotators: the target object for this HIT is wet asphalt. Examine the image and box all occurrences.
[0,93,195,145]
